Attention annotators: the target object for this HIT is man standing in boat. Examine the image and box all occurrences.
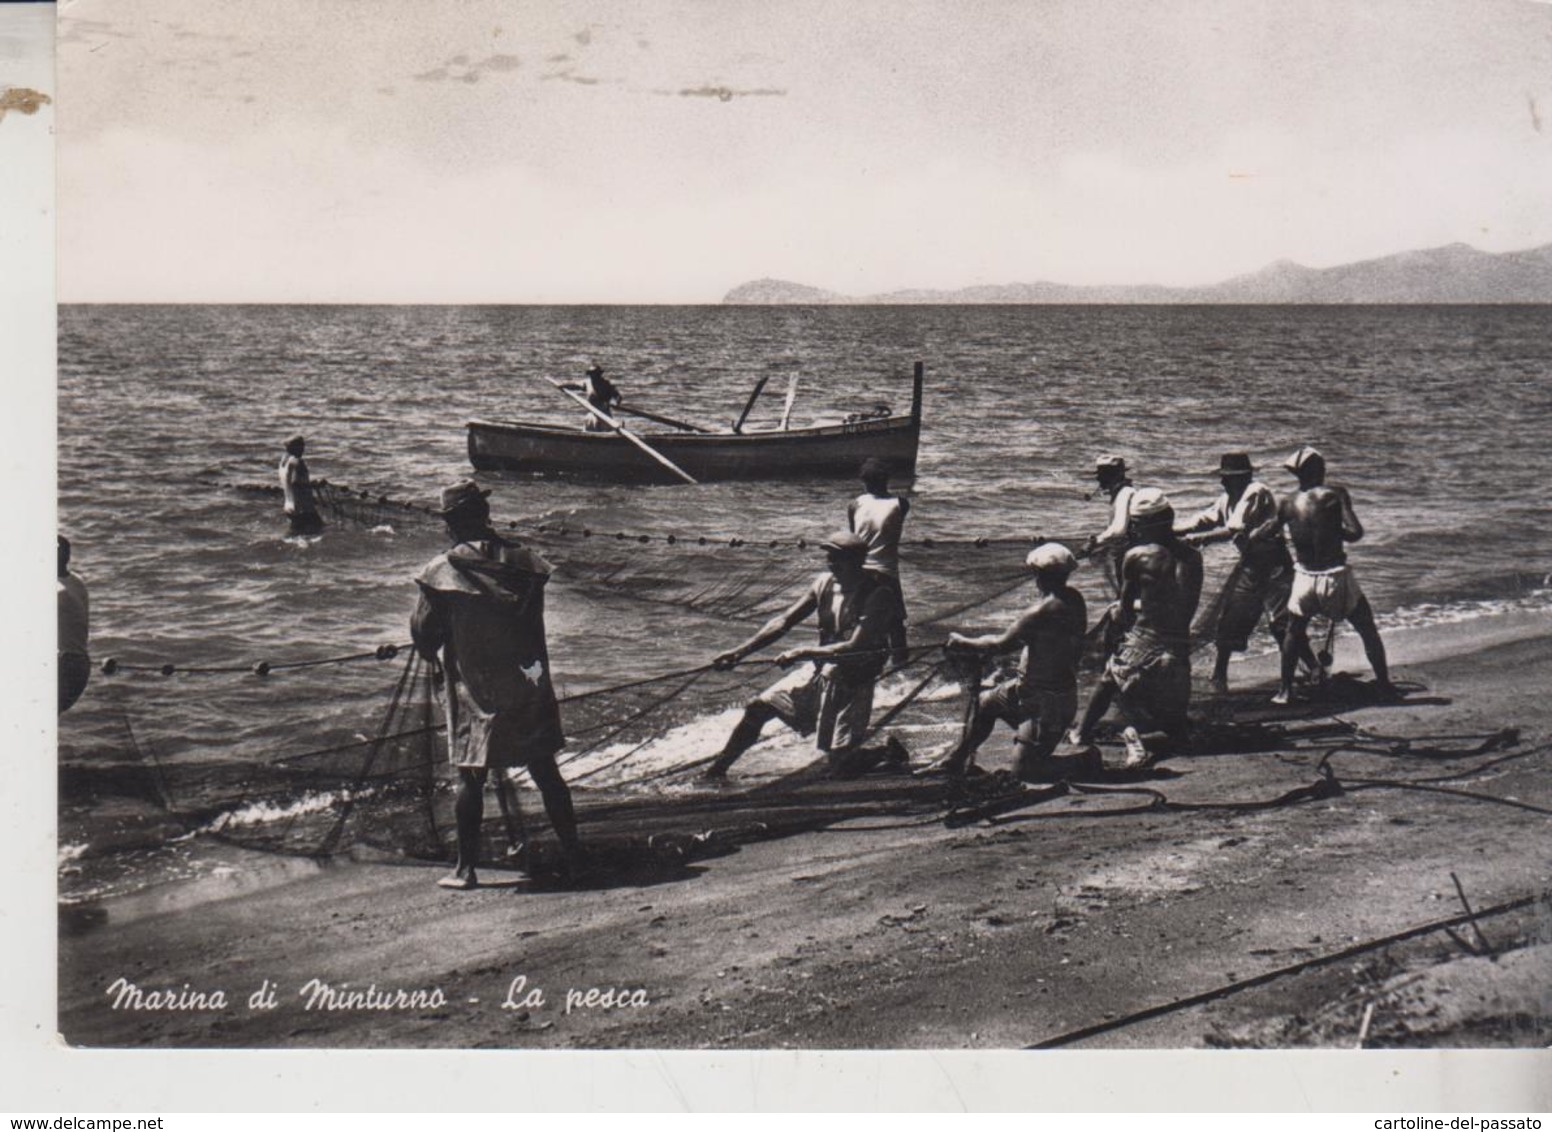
[560,364,623,432]
[279,434,324,535]
[847,458,911,669]
[1271,446,1397,705]
[411,480,582,890]
[918,543,1088,782]
[1176,452,1316,691]
[703,532,907,781]
[1069,488,1203,769]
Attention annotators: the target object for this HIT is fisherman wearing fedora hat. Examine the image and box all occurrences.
[412,479,581,889]
[1085,454,1137,574]
[278,434,324,535]
[1268,446,1396,705]
[704,530,907,781]
[1177,452,1314,691]
[1069,487,1203,769]
[917,542,1089,782]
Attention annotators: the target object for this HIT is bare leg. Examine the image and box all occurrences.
[704,701,778,778]
[441,767,486,889]
[526,755,581,861]
[918,687,1001,777]
[1210,645,1232,690]
[1347,598,1395,693]
[1275,616,1312,703]
[1073,680,1116,744]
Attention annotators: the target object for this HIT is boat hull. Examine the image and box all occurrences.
[467,416,921,482]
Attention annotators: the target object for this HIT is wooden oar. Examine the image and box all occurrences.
[613,403,713,433]
[543,377,700,485]
[779,374,800,431]
[732,375,770,434]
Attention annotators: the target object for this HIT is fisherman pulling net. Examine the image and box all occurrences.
[65,454,1392,893]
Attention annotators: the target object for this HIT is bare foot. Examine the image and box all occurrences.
[1208,676,1229,694]
[437,872,478,891]
[913,757,963,779]
[1270,689,1293,706]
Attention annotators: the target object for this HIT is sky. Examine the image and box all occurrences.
[55,0,1552,302]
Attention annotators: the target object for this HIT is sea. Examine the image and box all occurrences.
[56,303,1552,908]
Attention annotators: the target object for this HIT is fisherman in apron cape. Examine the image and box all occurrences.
[412,480,581,889]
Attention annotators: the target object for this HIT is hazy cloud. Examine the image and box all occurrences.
[661,85,786,102]
[411,53,522,84]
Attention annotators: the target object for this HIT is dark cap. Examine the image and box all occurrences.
[433,479,492,516]
[858,457,890,482]
[1216,452,1254,476]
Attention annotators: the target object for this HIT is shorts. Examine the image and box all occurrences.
[1289,564,1364,621]
[1105,638,1191,733]
[1216,561,1293,652]
[59,651,91,714]
[287,511,325,535]
[758,665,874,752]
[982,679,1078,761]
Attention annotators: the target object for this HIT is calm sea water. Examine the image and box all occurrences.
[56,304,1552,892]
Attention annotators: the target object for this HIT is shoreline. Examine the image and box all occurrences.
[58,607,1552,1049]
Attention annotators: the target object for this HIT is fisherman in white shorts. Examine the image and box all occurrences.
[704,531,907,781]
[1272,446,1396,705]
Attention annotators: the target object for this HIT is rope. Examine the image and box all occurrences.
[1027,891,1547,1049]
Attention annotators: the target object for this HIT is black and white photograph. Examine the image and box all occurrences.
[20,0,1552,1103]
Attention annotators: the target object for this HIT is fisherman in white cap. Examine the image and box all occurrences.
[278,434,324,535]
[704,530,907,781]
[1069,487,1203,769]
[411,479,581,889]
[1177,451,1317,691]
[917,542,1089,782]
[1269,446,1395,704]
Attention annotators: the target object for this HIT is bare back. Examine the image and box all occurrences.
[1016,586,1087,691]
[1121,538,1203,647]
[1281,484,1360,571]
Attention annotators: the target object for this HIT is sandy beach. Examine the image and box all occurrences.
[57,610,1552,1051]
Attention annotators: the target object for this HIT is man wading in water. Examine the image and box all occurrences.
[847,458,912,670]
[917,542,1088,782]
[1177,451,1317,692]
[1271,446,1397,705]
[703,531,908,781]
[279,435,324,535]
[1070,488,1203,769]
[412,480,581,890]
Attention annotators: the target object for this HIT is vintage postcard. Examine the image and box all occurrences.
[15,0,1552,1111]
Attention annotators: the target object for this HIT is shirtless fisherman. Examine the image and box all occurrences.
[412,480,581,889]
[1070,488,1203,768]
[1177,452,1316,691]
[278,435,324,535]
[703,531,907,781]
[918,543,1087,782]
[1272,446,1395,705]
[847,458,911,669]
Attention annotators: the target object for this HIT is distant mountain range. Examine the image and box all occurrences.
[723,242,1552,304]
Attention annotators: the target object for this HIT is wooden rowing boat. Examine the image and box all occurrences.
[467,362,924,483]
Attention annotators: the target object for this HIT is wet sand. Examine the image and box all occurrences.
[57,611,1552,1051]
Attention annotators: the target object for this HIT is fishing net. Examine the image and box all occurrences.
[61,479,1304,892]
